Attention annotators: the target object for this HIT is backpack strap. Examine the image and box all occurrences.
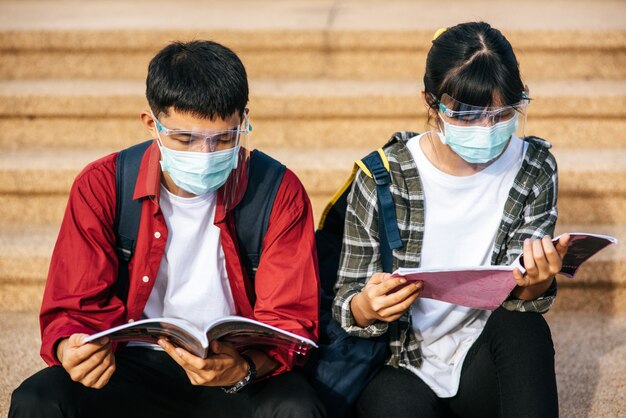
[233,150,286,282]
[359,149,403,273]
[114,140,152,302]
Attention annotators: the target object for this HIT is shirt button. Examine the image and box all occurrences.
[154,232,161,239]
[142,276,150,283]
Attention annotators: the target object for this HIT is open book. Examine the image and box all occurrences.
[83,315,317,359]
[393,232,618,311]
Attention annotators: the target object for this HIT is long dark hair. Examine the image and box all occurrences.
[423,22,525,122]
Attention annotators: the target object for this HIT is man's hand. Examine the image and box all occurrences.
[56,334,116,389]
[512,234,570,300]
[351,273,422,328]
[158,339,249,387]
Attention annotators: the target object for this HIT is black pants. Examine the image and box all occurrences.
[10,347,326,418]
[355,308,558,418]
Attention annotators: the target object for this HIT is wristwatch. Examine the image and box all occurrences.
[222,353,257,394]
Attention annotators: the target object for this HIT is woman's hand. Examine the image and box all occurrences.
[512,234,570,300]
[158,339,249,387]
[351,273,422,328]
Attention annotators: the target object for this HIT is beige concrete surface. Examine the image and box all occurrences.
[1,40,624,80]
[0,1,624,31]
[0,0,626,80]
[0,1,624,80]
[1,310,623,416]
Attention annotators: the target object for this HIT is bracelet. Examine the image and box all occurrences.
[221,353,257,394]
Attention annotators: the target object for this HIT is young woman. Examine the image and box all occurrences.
[333,22,568,418]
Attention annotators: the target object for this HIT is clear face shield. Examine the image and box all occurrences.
[152,110,252,210]
[435,87,531,140]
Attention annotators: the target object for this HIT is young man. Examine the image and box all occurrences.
[10,41,324,417]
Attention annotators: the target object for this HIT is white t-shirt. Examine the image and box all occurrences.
[141,185,236,332]
[404,132,527,398]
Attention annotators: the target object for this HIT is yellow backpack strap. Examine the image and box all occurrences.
[355,148,389,178]
[318,148,390,230]
[318,163,359,229]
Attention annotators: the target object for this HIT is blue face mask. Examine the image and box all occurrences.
[438,113,519,164]
[158,142,239,196]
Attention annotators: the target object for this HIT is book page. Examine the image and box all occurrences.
[395,231,618,310]
[395,266,517,310]
[515,233,618,278]
[83,318,208,357]
[205,316,317,357]
[556,233,617,278]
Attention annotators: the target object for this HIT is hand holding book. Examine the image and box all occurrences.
[393,232,618,310]
[510,234,571,301]
[157,337,253,387]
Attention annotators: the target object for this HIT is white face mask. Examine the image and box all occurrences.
[438,113,519,164]
[157,139,239,196]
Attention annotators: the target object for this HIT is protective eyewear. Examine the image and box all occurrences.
[153,110,252,152]
[434,92,530,126]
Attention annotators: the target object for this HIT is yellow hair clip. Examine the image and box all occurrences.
[433,27,447,41]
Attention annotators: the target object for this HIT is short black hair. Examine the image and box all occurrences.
[146,40,249,120]
[424,22,525,111]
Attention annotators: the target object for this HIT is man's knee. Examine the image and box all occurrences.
[9,367,75,418]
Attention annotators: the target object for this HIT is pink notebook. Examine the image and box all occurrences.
[393,233,617,310]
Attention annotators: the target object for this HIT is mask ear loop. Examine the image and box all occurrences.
[434,113,449,144]
[150,110,168,149]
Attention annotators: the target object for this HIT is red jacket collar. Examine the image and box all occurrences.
[132,140,161,201]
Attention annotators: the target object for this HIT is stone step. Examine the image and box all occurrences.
[0,147,625,226]
[0,223,624,314]
[0,79,624,151]
[0,1,624,80]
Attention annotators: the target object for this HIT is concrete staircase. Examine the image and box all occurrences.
[1,1,625,416]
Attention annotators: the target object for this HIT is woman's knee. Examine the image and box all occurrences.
[486,307,554,355]
[356,366,442,418]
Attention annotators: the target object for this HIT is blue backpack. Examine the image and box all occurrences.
[307,147,402,417]
[114,141,401,417]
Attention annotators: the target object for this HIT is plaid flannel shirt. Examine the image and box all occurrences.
[333,131,559,368]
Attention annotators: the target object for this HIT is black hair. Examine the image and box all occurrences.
[423,22,525,114]
[146,40,249,120]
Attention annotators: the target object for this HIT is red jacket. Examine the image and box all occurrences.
[40,141,320,376]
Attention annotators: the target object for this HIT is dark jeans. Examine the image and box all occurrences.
[355,308,559,418]
[10,347,325,418]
